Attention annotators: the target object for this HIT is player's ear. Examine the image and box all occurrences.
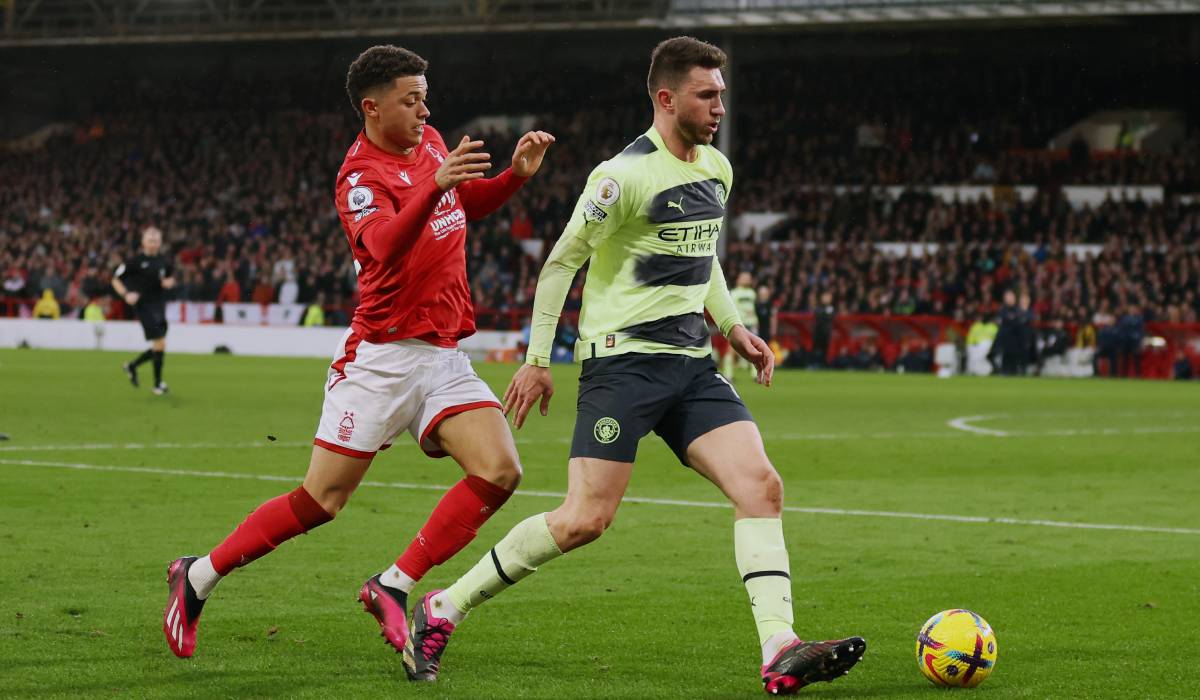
[360,96,379,120]
[654,87,675,113]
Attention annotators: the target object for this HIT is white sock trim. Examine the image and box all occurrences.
[188,555,222,600]
[762,630,801,666]
[429,590,466,625]
[380,564,417,593]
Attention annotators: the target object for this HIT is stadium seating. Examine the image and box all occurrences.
[2,51,1197,376]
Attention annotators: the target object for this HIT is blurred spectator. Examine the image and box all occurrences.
[83,298,106,322]
[755,285,778,346]
[251,276,275,305]
[302,294,326,327]
[33,289,61,319]
[215,276,242,305]
[1115,305,1146,377]
[1035,317,1071,375]
[1173,352,1194,380]
[811,290,836,368]
[1092,303,1119,377]
[992,290,1029,375]
[896,341,933,373]
[279,272,300,306]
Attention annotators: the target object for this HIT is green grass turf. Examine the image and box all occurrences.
[0,347,1197,698]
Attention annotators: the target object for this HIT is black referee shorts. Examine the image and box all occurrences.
[137,304,169,341]
[570,353,754,466]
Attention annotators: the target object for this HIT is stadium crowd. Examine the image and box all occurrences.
[725,190,1200,321]
[2,56,1197,378]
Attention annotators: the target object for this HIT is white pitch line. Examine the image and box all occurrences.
[6,423,1195,455]
[2,457,1198,537]
[946,415,1010,437]
[0,441,309,453]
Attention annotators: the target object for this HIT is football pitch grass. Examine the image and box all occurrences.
[1,348,1197,699]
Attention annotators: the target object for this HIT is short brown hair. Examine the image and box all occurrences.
[647,36,727,95]
[345,45,429,119]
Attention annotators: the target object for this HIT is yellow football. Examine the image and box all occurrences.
[915,609,998,688]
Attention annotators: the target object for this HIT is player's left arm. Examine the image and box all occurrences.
[457,131,555,221]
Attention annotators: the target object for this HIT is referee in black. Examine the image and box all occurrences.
[113,226,176,395]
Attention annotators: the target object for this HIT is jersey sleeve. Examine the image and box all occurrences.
[524,163,636,366]
[456,168,527,221]
[704,257,742,336]
[703,149,739,336]
[336,165,441,264]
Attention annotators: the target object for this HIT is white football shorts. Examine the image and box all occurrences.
[314,329,501,459]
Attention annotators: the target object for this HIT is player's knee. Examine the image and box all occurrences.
[758,467,784,514]
[305,483,353,516]
[469,453,523,492]
[737,464,783,516]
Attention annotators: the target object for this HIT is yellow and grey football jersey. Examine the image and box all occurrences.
[526,126,742,365]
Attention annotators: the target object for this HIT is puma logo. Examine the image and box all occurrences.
[666,197,685,214]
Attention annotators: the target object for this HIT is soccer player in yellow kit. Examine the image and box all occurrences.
[401,37,866,694]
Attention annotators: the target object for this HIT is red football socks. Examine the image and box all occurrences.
[209,486,333,575]
[396,475,514,580]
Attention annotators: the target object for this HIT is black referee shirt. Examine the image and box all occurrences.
[115,253,173,307]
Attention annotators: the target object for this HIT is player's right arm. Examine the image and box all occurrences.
[503,163,635,428]
[111,261,138,306]
[340,138,491,265]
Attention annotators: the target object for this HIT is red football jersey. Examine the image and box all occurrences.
[334,125,523,346]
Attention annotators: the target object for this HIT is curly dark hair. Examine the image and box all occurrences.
[647,36,726,95]
[345,45,429,119]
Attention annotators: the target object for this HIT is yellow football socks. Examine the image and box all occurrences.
[735,517,796,644]
[445,512,563,614]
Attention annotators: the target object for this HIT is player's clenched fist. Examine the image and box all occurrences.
[435,135,491,191]
[511,130,555,178]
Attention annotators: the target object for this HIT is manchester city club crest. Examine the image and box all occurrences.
[594,417,620,444]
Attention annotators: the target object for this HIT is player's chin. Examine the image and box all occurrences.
[388,126,423,149]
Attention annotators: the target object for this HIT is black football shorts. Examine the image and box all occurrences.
[138,304,169,341]
[570,353,754,466]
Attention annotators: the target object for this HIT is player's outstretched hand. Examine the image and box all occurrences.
[728,325,775,387]
[435,135,491,191]
[503,364,554,429]
[511,131,555,178]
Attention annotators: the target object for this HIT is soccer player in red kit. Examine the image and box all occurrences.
[162,45,554,663]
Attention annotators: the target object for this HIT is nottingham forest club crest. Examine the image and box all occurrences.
[594,417,620,444]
